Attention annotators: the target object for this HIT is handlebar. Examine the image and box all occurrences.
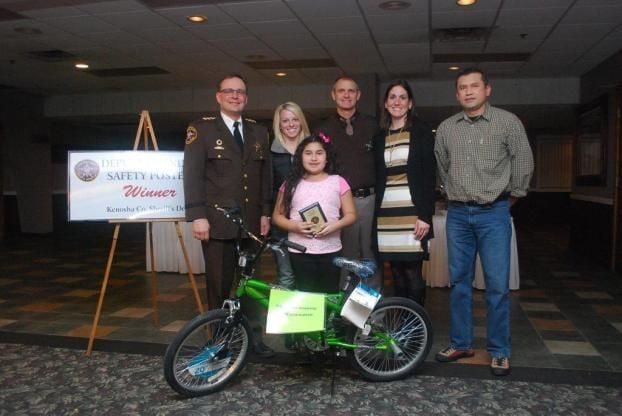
[280,239,307,253]
[215,206,307,253]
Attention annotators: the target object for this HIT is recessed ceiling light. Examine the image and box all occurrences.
[75,63,89,69]
[448,65,460,71]
[275,72,287,77]
[378,1,411,11]
[456,0,477,6]
[187,15,207,23]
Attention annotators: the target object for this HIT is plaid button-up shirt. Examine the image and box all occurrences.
[434,104,534,204]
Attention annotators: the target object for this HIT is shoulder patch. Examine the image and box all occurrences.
[202,116,216,121]
[185,126,198,145]
[244,118,256,123]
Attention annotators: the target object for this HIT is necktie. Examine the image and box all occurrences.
[345,118,354,136]
[233,121,244,149]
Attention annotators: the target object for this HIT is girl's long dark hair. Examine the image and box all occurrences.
[281,133,338,217]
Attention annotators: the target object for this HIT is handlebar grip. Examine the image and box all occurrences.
[282,239,307,253]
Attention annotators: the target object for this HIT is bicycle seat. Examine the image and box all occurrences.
[333,257,377,279]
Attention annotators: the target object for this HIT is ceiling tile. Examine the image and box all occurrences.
[80,30,148,47]
[367,12,428,32]
[562,5,622,24]
[574,0,621,6]
[136,26,198,43]
[485,40,540,53]
[496,7,567,26]
[432,41,485,54]
[260,33,320,50]
[76,0,145,15]
[568,34,622,73]
[304,16,367,34]
[489,26,551,41]
[285,0,359,18]
[227,48,283,61]
[244,19,310,36]
[208,36,268,52]
[97,10,175,30]
[219,0,296,22]
[503,0,573,8]
[159,39,213,54]
[549,23,616,40]
[432,10,497,29]
[278,47,329,60]
[38,34,98,51]
[186,23,252,41]
[373,30,428,44]
[20,5,86,19]
[39,15,119,34]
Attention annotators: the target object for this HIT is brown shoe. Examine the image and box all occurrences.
[490,357,511,376]
[435,346,475,362]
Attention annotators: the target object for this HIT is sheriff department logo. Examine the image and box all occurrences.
[74,159,99,182]
[186,126,198,144]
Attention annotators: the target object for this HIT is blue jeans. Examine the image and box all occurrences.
[446,199,512,358]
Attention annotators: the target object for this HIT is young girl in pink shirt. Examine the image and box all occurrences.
[272,133,357,293]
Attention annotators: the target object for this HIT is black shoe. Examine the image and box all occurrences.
[253,341,275,358]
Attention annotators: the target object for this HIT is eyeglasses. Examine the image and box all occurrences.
[219,88,247,96]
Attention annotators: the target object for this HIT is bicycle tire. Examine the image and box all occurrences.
[163,309,251,397]
[347,297,433,381]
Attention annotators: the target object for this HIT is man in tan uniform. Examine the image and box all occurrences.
[183,74,273,355]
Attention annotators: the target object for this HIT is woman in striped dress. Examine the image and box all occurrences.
[373,80,436,306]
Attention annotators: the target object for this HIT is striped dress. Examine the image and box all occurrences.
[376,128,428,261]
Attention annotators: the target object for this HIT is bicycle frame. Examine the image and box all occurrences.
[235,276,363,349]
[217,207,395,353]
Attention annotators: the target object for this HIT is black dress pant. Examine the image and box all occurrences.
[290,251,342,293]
[202,238,256,310]
[391,261,426,306]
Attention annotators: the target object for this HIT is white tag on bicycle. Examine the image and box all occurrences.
[341,283,381,329]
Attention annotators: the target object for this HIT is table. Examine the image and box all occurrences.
[146,222,205,273]
[423,211,520,290]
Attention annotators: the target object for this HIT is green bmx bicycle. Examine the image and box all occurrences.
[163,207,433,397]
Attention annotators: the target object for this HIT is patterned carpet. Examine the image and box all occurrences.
[2,221,622,414]
[1,342,621,416]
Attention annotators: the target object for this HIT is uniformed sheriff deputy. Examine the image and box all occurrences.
[183,75,272,346]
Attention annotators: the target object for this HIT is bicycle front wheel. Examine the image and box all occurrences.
[348,297,432,381]
[163,309,251,397]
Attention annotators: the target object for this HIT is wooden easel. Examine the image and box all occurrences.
[86,110,204,356]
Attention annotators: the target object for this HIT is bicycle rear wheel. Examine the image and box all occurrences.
[348,297,432,381]
[163,309,250,397]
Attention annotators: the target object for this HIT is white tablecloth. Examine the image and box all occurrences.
[423,211,520,290]
[145,222,205,273]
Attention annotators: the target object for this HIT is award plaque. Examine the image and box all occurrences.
[298,202,327,233]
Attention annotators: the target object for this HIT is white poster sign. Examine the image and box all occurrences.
[68,151,185,221]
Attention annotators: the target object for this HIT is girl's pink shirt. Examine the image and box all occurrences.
[279,175,350,254]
